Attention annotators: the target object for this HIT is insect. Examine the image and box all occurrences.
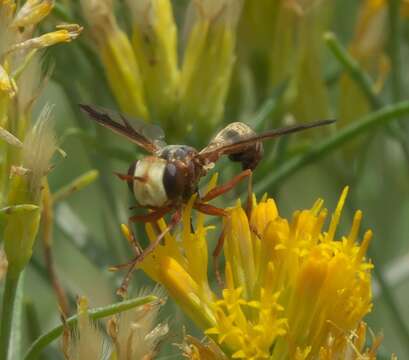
[80,104,335,293]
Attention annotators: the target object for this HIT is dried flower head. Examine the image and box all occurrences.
[180,335,228,360]
[63,297,108,360]
[108,286,169,360]
[21,104,56,198]
[62,289,168,360]
[3,105,56,276]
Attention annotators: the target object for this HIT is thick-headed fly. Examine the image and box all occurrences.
[80,104,334,293]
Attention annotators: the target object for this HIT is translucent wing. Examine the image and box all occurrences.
[79,104,166,153]
[198,119,335,164]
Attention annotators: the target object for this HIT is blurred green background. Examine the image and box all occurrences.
[10,0,409,358]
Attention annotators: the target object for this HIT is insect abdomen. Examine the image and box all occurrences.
[132,157,168,207]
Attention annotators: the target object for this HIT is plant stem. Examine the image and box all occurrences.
[324,32,382,109]
[7,271,24,360]
[347,194,409,356]
[324,31,409,165]
[388,0,402,102]
[371,256,409,352]
[0,271,21,360]
[254,100,409,194]
[23,295,157,360]
[24,301,41,346]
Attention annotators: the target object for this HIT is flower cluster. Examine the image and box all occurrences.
[0,0,82,277]
[79,0,242,140]
[121,180,379,359]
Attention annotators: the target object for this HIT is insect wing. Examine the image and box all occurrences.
[199,119,335,163]
[79,104,166,153]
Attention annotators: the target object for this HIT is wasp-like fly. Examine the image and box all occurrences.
[80,104,334,293]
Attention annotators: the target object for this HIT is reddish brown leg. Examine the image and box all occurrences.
[193,202,229,217]
[126,221,142,256]
[110,207,172,291]
[245,170,253,218]
[200,169,252,203]
[129,204,161,211]
[114,172,146,183]
[116,210,182,298]
[129,206,172,223]
[199,170,254,287]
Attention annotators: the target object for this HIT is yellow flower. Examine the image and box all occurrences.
[12,0,53,28]
[127,183,382,359]
[8,24,82,52]
[126,0,179,125]
[0,0,82,163]
[178,0,243,138]
[80,0,149,120]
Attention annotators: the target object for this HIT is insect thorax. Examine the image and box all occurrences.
[158,145,198,161]
[159,145,202,203]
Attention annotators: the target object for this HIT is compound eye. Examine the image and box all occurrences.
[127,161,138,192]
[163,162,187,201]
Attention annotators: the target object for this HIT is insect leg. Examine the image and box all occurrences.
[129,206,173,223]
[197,170,254,288]
[245,170,253,218]
[193,202,229,217]
[200,169,252,203]
[114,172,146,183]
[126,221,143,256]
[193,202,230,289]
[117,209,181,297]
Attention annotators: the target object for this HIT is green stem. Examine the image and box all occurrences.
[324,31,409,165]
[324,32,382,109]
[254,100,409,194]
[388,0,402,101]
[23,295,157,360]
[24,301,41,346]
[0,271,21,360]
[347,192,409,356]
[371,257,409,353]
[7,271,24,360]
[52,170,99,203]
